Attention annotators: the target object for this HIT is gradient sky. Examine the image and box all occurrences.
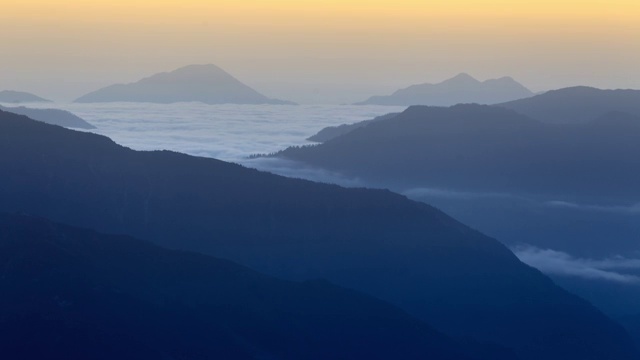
[1,0,639,103]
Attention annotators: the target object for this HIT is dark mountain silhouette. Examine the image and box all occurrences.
[356,73,533,106]
[276,105,640,202]
[308,112,400,142]
[0,105,95,129]
[619,315,640,354]
[1,212,504,360]
[498,86,640,123]
[0,90,50,103]
[281,104,640,321]
[0,109,637,360]
[75,64,295,105]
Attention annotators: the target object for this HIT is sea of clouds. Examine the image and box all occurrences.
[35,102,405,162]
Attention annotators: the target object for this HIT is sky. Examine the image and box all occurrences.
[1,0,639,103]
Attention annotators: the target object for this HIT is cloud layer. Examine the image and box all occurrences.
[514,245,640,284]
[404,187,640,215]
[32,102,403,162]
[544,200,640,215]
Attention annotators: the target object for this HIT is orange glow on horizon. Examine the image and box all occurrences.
[2,0,638,100]
[3,1,639,26]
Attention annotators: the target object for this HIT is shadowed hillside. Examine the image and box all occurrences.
[498,86,640,123]
[1,212,506,360]
[308,112,401,142]
[277,105,640,202]
[0,109,637,360]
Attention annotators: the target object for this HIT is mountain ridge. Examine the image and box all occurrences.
[0,108,637,359]
[0,90,50,103]
[356,73,533,106]
[277,104,640,202]
[307,112,401,142]
[498,86,640,123]
[0,105,95,129]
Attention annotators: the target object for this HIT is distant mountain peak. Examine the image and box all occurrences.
[456,72,475,79]
[155,64,229,78]
[75,64,295,105]
[489,76,518,83]
[177,63,224,71]
[136,64,238,85]
[356,74,533,106]
[439,73,480,85]
[0,90,50,103]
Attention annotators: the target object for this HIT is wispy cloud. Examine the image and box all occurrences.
[241,157,365,188]
[404,188,640,216]
[403,187,525,201]
[544,201,640,215]
[514,245,640,284]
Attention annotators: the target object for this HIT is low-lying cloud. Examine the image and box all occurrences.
[241,157,365,188]
[545,201,640,215]
[403,187,527,201]
[404,188,640,216]
[31,102,398,163]
[514,245,640,284]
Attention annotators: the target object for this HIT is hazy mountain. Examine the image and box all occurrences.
[0,105,95,129]
[292,106,640,258]
[75,64,295,105]
[498,86,640,123]
[1,212,504,360]
[0,90,50,103]
[356,73,533,106]
[0,109,637,359]
[276,104,640,323]
[307,112,400,142]
[276,105,640,203]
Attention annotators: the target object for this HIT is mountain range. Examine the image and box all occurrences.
[281,104,640,203]
[279,96,640,331]
[312,85,640,142]
[498,86,640,123]
[74,64,295,105]
[0,108,637,359]
[355,73,533,106]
